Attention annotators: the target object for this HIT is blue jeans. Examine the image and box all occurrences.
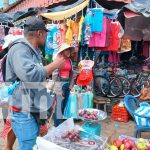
[54,82,70,127]
[10,112,40,150]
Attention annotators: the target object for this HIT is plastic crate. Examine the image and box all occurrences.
[112,104,130,122]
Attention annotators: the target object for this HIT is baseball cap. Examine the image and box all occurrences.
[24,17,48,32]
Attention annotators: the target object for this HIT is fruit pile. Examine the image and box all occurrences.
[109,138,150,150]
[79,110,98,120]
[61,130,81,142]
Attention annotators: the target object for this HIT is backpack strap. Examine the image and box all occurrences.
[3,41,37,82]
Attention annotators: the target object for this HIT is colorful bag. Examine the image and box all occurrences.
[89,17,111,47]
[77,60,94,86]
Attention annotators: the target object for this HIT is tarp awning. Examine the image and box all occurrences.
[124,0,150,17]
[40,0,89,20]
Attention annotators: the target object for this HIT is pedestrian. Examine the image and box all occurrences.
[5,17,65,150]
[53,43,75,127]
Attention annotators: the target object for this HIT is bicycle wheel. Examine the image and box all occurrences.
[118,76,131,98]
[130,79,143,98]
[94,75,110,96]
[107,77,123,98]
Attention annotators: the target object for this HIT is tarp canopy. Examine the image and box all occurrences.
[40,0,89,20]
[124,0,150,17]
[0,0,150,25]
[0,13,14,24]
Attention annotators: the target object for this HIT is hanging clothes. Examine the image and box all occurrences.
[78,16,84,43]
[108,52,120,64]
[90,8,104,32]
[71,20,79,48]
[143,42,150,58]
[89,17,111,47]
[60,23,67,43]
[99,21,123,52]
[45,24,62,55]
[66,20,73,45]
[82,10,93,45]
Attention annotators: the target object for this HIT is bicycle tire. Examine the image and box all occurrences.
[118,76,131,98]
[107,76,123,98]
[130,78,143,98]
[94,75,110,96]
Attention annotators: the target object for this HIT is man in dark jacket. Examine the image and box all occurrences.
[6,17,65,150]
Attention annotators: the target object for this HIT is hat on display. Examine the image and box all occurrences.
[2,34,24,50]
[24,17,49,32]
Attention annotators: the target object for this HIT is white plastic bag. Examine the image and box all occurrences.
[36,137,69,150]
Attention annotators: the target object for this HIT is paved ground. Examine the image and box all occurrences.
[0,113,149,150]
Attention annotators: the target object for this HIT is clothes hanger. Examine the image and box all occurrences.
[84,47,90,60]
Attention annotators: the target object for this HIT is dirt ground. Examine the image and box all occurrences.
[0,113,149,150]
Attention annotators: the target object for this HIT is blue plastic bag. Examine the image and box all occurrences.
[64,93,78,118]
[0,81,19,105]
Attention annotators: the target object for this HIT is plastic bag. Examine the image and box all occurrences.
[0,81,19,106]
[42,118,108,150]
[64,93,78,118]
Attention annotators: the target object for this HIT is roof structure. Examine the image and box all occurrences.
[3,0,68,13]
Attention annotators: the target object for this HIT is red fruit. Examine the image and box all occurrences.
[124,141,132,149]
[123,139,129,144]
[114,139,122,148]
[131,146,138,150]
[128,140,136,148]
[87,112,91,115]
[146,145,150,150]
[84,114,88,118]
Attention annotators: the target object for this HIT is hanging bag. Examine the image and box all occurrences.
[89,17,111,47]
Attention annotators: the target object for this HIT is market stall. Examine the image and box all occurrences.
[0,0,150,149]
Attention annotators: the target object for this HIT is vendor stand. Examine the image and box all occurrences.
[0,0,150,150]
